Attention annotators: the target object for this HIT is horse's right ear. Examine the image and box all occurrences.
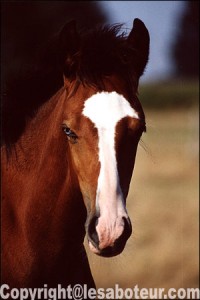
[59,20,81,80]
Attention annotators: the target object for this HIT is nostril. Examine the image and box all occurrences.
[122,217,132,239]
[88,216,99,246]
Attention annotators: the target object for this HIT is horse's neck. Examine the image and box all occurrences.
[11,87,66,170]
[3,87,86,247]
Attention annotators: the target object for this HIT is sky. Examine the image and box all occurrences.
[100,1,186,83]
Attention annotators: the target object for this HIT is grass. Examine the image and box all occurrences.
[85,105,199,292]
[138,79,199,109]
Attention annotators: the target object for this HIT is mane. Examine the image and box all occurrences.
[66,24,138,94]
[2,23,138,148]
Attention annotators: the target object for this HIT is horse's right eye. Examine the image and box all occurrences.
[61,125,78,144]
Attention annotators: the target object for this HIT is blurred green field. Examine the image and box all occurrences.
[85,81,199,293]
[139,80,199,109]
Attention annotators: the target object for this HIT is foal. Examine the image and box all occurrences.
[1,19,149,293]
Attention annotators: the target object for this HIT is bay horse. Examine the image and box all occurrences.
[1,19,149,295]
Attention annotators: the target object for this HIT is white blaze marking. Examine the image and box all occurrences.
[83,91,139,249]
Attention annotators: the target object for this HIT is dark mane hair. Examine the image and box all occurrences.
[2,22,146,148]
[64,24,138,90]
[66,19,150,90]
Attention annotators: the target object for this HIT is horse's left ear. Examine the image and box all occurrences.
[59,20,81,81]
[127,18,150,78]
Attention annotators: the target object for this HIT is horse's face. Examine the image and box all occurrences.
[62,79,146,257]
[60,19,149,257]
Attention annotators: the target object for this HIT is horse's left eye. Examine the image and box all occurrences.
[61,125,78,144]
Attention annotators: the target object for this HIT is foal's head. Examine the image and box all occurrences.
[60,19,149,257]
